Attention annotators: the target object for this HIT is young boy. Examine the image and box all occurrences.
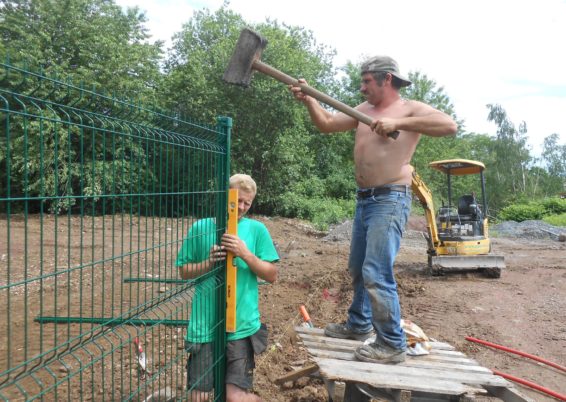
[176,174,279,401]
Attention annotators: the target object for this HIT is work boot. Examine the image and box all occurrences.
[354,342,406,364]
[324,322,374,341]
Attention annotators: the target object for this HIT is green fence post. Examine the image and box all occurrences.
[214,116,231,401]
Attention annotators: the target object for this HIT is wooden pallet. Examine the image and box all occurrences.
[294,326,534,402]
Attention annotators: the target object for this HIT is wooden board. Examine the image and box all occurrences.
[274,364,318,385]
[294,326,534,401]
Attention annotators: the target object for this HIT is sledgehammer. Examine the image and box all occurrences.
[223,28,399,139]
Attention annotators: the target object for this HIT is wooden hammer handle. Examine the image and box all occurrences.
[253,60,399,139]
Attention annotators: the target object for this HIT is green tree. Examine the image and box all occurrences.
[541,133,566,195]
[161,7,343,215]
[0,0,164,214]
[404,71,463,174]
[486,104,532,209]
[0,0,163,99]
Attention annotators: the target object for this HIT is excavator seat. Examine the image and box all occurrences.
[457,195,481,221]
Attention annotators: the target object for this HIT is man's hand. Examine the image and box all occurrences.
[370,117,398,138]
[289,78,309,102]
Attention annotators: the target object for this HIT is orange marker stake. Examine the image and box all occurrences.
[299,305,313,328]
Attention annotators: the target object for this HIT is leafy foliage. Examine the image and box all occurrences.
[543,213,566,227]
[540,133,566,194]
[498,204,544,222]
[498,197,566,222]
[274,191,355,230]
[0,0,163,100]
[486,104,532,207]
[1,0,172,215]
[1,0,565,228]
[541,197,566,214]
[160,6,349,219]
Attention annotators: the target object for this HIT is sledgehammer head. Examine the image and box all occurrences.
[223,28,268,87]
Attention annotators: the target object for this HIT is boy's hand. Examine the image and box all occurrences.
[221,233,251,260]
[208,244,226,263]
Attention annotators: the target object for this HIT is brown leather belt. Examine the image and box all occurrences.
[356,184,411,199]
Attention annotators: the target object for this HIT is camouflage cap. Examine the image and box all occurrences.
[361,56,412,87]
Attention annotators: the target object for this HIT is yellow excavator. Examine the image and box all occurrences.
[411,159,505,278]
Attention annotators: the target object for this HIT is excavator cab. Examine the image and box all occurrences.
[412,159,505,278]
[437,194,482,236]
[430,160,490,242]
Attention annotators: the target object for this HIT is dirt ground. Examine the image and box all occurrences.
[253,215,566,402]
[1,213,564,401]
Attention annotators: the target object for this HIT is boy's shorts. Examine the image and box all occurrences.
[186,324,268,392]
[226,323,268,390]
[186,342,214,392]
[225,337,255,390]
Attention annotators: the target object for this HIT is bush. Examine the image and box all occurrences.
[273,192,355,230]
[543,213,566,227]
[308,198,355,230]
[498,204,544,222]
[498,197,566,222]
[541,197,566,215]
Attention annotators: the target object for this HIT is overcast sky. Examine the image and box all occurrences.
[116,0,566,155]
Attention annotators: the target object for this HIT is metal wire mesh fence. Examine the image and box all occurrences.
[0,62,230,401]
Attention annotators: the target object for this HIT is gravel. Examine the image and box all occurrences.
[492,220,565,240]
[322,220,353,242]
[323,219,565,242]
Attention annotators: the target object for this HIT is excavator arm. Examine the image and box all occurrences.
[411,170,440,255]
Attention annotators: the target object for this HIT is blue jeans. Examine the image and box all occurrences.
[346,189,411,350]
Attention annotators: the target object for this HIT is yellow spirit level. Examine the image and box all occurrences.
[226,189,238,332]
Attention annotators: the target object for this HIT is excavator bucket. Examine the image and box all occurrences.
[430,255,505,278]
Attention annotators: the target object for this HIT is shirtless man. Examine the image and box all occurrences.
[290,55,457,363]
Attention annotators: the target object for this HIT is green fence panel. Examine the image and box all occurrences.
[0,62,230,401]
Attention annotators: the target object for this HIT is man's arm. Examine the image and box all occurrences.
[371,100,457,138]
[221,234,278,283]
[290,79,358,134]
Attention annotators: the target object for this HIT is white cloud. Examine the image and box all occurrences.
[116,0,566,153]
[116,0,203,46]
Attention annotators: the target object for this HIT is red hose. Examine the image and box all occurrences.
[465,336,566,372]
[492,370,566,401]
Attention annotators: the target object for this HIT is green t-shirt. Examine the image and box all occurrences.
[175,217,279,342]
